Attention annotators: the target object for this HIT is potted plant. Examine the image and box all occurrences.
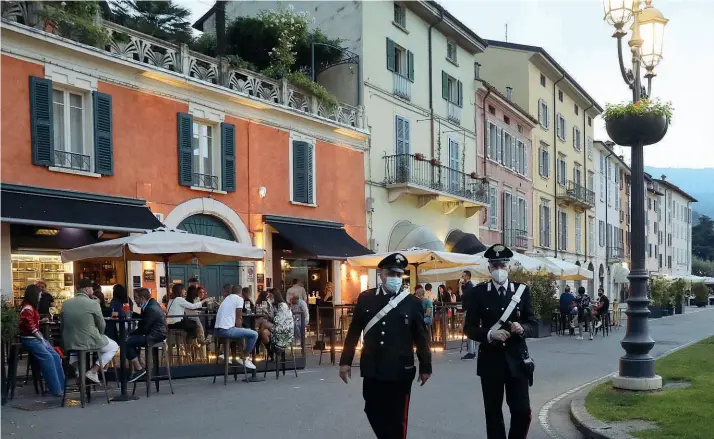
[647,277,670,318]
[670,278,686,314]
[430,158,440,166]
[603,99,672,146]
[415,153,425,161]
[510,268,557,338]
[469,171,478,179]
[692,282,709,307]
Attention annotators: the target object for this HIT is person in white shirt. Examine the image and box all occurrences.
[214,287,258,369]
[286,278,307,302]
[166,283,207,340]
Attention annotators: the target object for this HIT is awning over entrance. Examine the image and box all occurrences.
[445,229,486,255]
[264,215,372,260]
[388,220,445,251]
[1,184,162,233]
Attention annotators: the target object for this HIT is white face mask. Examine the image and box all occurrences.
[490,268,508,285]
[384,276,403,294]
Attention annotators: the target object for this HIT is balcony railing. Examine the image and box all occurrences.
[557,180,595,208]
[447,101,461,124]
[192,173,219,190]
[393,72,411,101]
[607,246,625,262]
[384,154,488,204]
[504,229,528,249]
[53,150,90,172]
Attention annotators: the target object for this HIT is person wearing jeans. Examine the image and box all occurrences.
[214,288,258,369]
[19,285,65,397]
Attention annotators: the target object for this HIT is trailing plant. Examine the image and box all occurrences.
[286,72,338,110]
[41,1,109,47]
[692,282,709,304]
[1,298,19,345]
[603,99,673,123]
[509,267,558,320]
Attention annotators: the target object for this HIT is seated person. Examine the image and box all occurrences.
[259,289,294,351]
[213,287,258,369]
[61,279,120,384]
[594,288,610,328]
[19,285,64,397]
[184,285,208,344]
[92,284,111,317]
[127,288,167,382]
[288,291,309,340]
[166,283,208,340]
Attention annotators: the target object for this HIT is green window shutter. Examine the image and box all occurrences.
[177,112,193,186]
[306,143,314,204]
[292,141,308,203]
[386,38,396,72]
[221,122,236,192]
[441,71,448,100]
[93,91,113,175]
[29,76,54,167]
[457,80,463,107]
[407,50,414,82]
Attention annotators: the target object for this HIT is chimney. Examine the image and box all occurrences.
[661,174,667,181]
[474,62,481,80]
[506,86,512,101]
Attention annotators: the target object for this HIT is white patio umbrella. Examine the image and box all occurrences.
[535,257,594,281]
[347,247,481,276]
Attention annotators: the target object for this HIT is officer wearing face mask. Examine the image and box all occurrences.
[463,244,537,439]
[339,253,432,439]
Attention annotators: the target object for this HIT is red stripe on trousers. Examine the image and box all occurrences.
[402,394,410,439]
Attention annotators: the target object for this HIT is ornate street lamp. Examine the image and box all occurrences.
[601,0,669,391]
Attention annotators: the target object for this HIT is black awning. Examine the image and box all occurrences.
[445,230,486,255]
[1,184,163,233]
[265,215,372,259]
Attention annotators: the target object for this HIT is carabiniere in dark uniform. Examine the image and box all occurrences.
[464,244,537,439]
[340,252,432,439]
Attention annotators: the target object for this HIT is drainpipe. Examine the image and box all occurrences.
[583,103,594,261]
[428,10,444,159]
[553,74,565,258]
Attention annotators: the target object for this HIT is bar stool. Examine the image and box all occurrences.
[167,329,187,365]
[132,340,175,397]
[212,337,248,385]
[262,342,298,380]
[62,350,110,408]
[595,312,610,337]
[6,343,45,399]
[317,328,340,365]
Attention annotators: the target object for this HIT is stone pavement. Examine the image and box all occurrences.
[3,307,713,439]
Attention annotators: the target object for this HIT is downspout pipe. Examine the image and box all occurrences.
[553,74,565,258]
[583,103,594,261]
[428,10,444,159]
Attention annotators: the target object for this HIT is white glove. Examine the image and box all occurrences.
[490,329,511,343]
[510,322,524,335]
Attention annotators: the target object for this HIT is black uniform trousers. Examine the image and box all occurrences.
[363,377,413,439]
[480,356,531,439]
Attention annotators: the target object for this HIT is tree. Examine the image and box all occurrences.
[692,215,714,262]
[104,0,193,44]
[692,256,714,277]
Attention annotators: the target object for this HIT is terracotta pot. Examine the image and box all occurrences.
[605,113,668,146]
[44,19,56,34]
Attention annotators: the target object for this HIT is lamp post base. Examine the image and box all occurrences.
[612,375,662,391]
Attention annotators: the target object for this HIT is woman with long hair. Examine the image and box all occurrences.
[166,283,207,340]
[258,289,294,349]
[184,285,207,344]
[18,285,64,396]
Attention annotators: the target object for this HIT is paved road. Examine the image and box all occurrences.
[3,307,713,439]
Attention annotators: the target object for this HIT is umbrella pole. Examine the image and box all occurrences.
[124,251,130,298]
[164,256,170,300]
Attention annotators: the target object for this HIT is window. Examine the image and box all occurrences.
[515,139,527,175]
[489,185,498,229]
[486,122,498,159]
[540,74,546,87]
[395,115,410,155]
[52,88,86,163]
[442,72,463,106]
[588,217,595,255]
[558,90,564,102]
[538,143,550,178]
[668,255,671,268]
[393,2,406,27]
[517,124,523,134]
[191,121,218,188]
[607,224,613,248]
[573,126,581,151]
[600,170,605,201]
[556,113,567,141]
[557,155,567,186]
[504,115,510,125]
[447,137,460,191]
[588,171,595,192]
[575,214,582,254]
[291,138,316,204]
[503,131,512,167]
[573,164,582,186]
[588,116,592,127]
[540,201,551,248]
[648,244,652,258]
[574,104,579,115]
[517,196,528,235]
[599,220,605,247]
[538,99,550,129]
[489,105,496,115]
[446,39,457,63]
[587,136,593,159]
[558,210,568,250]
[386,38,414,82]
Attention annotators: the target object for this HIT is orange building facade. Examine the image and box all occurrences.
[1,19,370,306]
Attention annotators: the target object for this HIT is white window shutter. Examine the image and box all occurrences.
[538,100,543,124]
[486,124,491,158]
[497,128,503,163]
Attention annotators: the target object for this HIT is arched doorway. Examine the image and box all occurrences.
[168,214,241,298]
[587,262,595,295]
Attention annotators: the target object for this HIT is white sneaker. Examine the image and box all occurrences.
[595,321,603,329]
[243,358,256,370]
[85,370,100,384]
[576,336,584,340]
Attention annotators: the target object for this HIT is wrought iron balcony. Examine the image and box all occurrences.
[447,101,461,124]
[556,180,595,209]
[53,150,90,172]
[384,154,488,217]
[192,173,219,190]
[504,229,528,250]
[393,72,411,101]
[607,246,625,262]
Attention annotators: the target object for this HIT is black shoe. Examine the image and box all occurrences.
[128,370,146,383]
[461,353,476,360]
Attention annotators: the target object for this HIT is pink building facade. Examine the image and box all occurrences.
[476,83,537,253]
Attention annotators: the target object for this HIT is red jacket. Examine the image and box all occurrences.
[19,302,40,337]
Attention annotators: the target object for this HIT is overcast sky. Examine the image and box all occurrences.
[177,0,714,169]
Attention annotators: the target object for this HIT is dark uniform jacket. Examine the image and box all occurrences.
[340,287,432,381]
[463,280,537,380]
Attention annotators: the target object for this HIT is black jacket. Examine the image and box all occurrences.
[463,280,537,380]
[340,287,432,381]
[132,298,166,342]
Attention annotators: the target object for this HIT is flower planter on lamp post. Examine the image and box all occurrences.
[605,113,668,146]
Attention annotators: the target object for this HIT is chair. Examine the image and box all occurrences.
[62,350,110,408]
[131,340,175,397]
[212,337,248,385]
[262,342,298,380]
